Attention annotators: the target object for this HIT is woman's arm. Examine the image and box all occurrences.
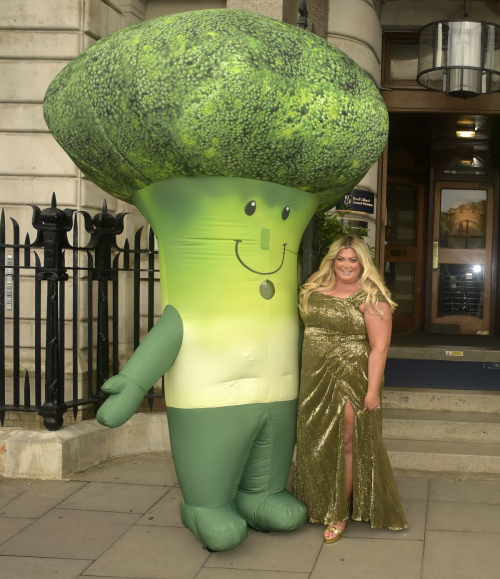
[361,301,392,411]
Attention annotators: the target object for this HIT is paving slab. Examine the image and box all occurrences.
[427,501,500,534]
[205,524,322,573]
[136,487,184,527]
[83,525,209,579]
[344,500,427,541]
[396,476,430,502]
[0,509,139,559]
[0,516,35,546]
[423,531,499,579]
[56,481,168,514]
[429,478,500,504]
[72,454,177,487]
[0,555,92,579]
[196,570,310,579]
[311,537,424,579]
[0,479,86,517]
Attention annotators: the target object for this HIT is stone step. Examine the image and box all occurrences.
[386,439,500,477]
[383,408,500,443]
[383,386,500,414]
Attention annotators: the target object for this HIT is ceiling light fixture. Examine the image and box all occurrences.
[456,122,476,138]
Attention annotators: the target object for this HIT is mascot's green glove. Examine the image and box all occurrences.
[97,305,183,428]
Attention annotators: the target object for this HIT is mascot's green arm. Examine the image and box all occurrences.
[97,305,183,428]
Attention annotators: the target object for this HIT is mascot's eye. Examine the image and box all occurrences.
[245,201,257,216]
[282,206,290,220]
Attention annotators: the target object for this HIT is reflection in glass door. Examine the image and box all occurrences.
[431,182,493,334]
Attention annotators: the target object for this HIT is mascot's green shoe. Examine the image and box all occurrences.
[181,503,248,552]
[235,490,307,533]
[43,8,389,552]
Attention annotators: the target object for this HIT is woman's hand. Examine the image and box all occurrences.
[364,392,381,412]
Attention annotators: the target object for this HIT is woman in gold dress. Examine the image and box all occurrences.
[294,235,408,543]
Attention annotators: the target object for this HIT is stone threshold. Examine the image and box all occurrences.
[0,413,170,480]
[388,344,500,363]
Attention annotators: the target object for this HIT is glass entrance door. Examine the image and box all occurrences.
[431,182,494,334]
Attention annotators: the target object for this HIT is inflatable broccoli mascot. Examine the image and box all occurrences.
[43,9,388,551]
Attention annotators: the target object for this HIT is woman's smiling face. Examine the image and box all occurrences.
[334,248,361,284]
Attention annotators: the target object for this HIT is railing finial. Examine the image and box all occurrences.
[298,0,308,30]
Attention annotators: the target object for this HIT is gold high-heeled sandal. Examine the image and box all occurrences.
[324,524,344,544]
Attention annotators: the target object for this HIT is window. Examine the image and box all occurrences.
[382,33,423,89]
[442,155,487,176]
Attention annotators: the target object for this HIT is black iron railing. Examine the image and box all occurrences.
[0,194,164,431]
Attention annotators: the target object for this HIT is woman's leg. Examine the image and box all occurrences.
[324,398,355,539]
[344,398,355,500]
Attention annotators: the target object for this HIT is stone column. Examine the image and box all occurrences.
[0,0,147,427]
[326,0,382,249]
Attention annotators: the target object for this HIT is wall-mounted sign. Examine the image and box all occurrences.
[336,188,374,214]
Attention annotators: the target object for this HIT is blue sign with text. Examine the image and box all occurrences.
[336,189,374,214]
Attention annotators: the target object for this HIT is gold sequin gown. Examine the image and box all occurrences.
[294,290,408,530]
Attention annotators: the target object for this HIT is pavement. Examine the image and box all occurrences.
[0,452,499,579]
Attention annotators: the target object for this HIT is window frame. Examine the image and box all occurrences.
[381,32,424,90]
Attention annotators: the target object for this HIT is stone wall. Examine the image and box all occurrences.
[146,0,226,19]
[0,1,150,426]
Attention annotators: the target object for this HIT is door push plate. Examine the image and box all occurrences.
[432,241,439,269]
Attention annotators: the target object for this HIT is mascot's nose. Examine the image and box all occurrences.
[260,228,270,250]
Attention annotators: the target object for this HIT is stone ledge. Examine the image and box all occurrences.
[0,413,170,480]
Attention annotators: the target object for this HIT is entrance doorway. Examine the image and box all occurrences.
[379,113,499,336]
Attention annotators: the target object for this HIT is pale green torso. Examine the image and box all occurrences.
[133,177,318,409]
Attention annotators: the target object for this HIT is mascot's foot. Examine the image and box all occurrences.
[181,501,248,552]
[235,489,307,533]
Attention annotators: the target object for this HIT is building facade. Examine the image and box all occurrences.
[1,0,500,431]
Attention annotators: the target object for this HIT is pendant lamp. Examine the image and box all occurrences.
[417,19,500,98]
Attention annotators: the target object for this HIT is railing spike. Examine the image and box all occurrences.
[123,238,130,270]
[51,192,57,208]
[24,370,31,408]
[24,233,31,267]
[0,209,5,244]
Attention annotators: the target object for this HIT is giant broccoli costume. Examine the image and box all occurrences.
[43,9,388,552]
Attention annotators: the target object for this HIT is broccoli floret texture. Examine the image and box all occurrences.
[43,9,388,210]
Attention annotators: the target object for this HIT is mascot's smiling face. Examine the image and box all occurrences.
[132,177,318,301]
[233,191,307,277]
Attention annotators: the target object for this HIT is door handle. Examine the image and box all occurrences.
[433,241,439,269]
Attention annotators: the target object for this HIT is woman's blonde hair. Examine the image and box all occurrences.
[299,235,397,317]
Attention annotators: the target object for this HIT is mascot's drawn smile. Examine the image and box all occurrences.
[234,240,287,275]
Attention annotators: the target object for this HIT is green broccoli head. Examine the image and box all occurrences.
[43,9,388,210]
